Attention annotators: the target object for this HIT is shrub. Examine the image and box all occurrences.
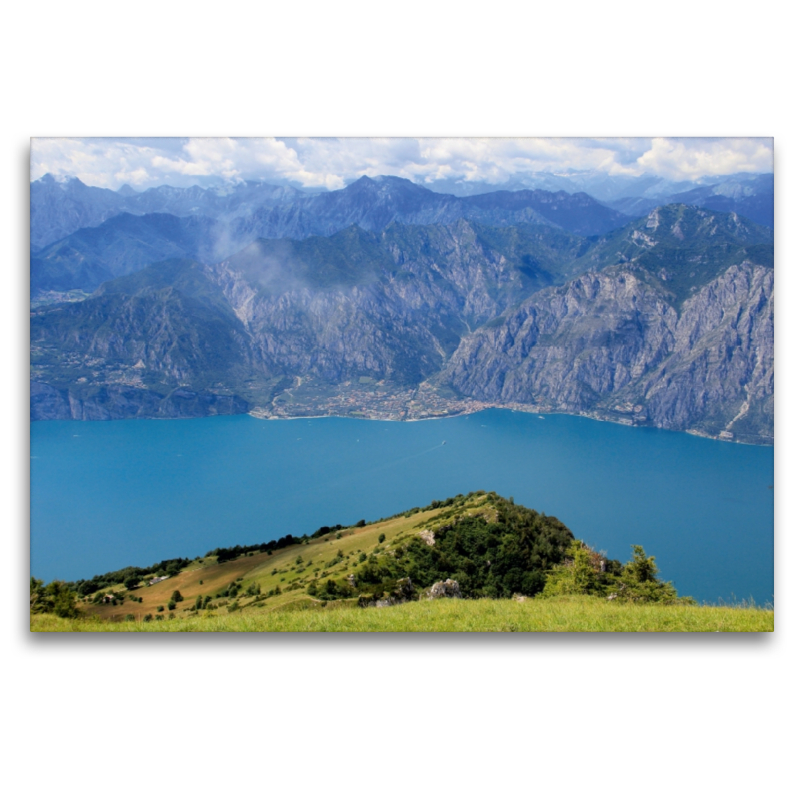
[170,590,183,603]
[167,600,176,611]
[378,533,386,543]
[143,614,153,622]
[157,605,164,612]
[124,614,135,621]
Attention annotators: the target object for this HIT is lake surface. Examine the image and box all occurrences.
[30,410,774,604]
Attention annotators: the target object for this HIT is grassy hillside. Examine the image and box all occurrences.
[31,492,773,632]
[66,502,463,623]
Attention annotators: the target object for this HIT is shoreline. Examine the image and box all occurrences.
[29,401,773,446]
[247,405,774,446]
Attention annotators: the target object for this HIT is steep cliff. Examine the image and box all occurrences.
[440,260,773,443]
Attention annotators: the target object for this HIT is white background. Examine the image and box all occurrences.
[3,2,796,798]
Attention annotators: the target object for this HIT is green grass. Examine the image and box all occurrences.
[31,596,773,633]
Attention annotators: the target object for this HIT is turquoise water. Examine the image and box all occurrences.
[30,410,774,604]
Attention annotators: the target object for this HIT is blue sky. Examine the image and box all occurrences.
[30,136,774,191]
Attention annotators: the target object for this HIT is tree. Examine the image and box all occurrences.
[614,545,690,604]
[30,578,79,618]
[541,541,609,598]
[170,589,183,603]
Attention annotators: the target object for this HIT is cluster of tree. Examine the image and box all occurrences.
[30,578,79,618]
[209,519,352,563]
[307,492,690,606]
[210,536,291,564]
[70,557,193,596]
[309,524,345,539]
[313,493,574,601]
[541,540,694,604]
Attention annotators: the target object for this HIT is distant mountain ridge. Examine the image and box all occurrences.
[30,175,632,296]
[30,174,307,251]
[607,174,773,228]
[31,213,224,293]
[231,175,632,242]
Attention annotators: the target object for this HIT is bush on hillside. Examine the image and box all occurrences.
[542,541,693,604]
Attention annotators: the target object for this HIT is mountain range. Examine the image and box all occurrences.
[30,188,774,444]
[31,175,633,296]
[30,173,306,251]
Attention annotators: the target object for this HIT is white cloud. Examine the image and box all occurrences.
[30,136,773,191]
[636,137,773,181]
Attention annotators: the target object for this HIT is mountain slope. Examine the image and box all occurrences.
[31,220,586,414]
[439,259,773,443]
[31,213,225,294]
[573,204,773,306]
[30,259,254,420]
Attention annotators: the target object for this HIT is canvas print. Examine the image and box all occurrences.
[29,137,774,632]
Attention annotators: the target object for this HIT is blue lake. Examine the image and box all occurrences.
[30,410,774,604]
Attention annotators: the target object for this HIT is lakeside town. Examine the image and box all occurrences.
[248,378,495,421]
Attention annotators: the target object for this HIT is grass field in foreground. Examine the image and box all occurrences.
[31,596,774,632]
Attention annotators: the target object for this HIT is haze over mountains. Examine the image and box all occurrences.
[29,171,774,443]
[31,174,631,294]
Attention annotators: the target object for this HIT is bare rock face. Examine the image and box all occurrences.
[441,260,773,443]
[426,579,462,600]
[418,529,436,546]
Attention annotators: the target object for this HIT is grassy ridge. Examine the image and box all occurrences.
[31,596,773,633]
[34,493,773,633]
[75,505,442,622]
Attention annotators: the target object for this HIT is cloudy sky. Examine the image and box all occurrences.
[30,137,774,191]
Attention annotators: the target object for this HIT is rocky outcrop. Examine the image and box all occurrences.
[425,579,462,599]
[418,529,436,546]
